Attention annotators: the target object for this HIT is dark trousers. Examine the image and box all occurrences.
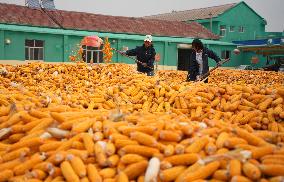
[138,70,154,76]
[147,71,154,76]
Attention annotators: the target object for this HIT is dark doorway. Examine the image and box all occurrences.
[178,49,192,71]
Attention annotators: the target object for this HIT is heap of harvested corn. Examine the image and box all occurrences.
[0,63,283,125]
[0,105,284,181]
[156,69,284,86]
[209,69,284,85]
[0,62,283,181]
[156,70,187,84]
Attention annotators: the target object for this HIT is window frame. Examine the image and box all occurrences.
[239,26,245,33]
[229,26,235,32]
[82,45,103,63]
[219,25,226,37]
[25,39,44,61]
[221,50,231,59]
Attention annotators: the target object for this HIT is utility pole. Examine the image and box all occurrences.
[209,12,213,33]
[208,12,213,40]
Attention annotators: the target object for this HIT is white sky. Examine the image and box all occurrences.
[1,0,284,32]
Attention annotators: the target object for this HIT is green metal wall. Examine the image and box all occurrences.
[191,19,220,37]
[196,2,266,43]
[199,21,219,38]
[207,44,240,67]
[0,30,5,60]
[1,25,242,69]
[166,43,178,66]
[242,52,269,68]
[209,46,272,69]
[3,31,25,60]
[0,29,171,65]
[2,31,64,61]
[153,42,165,65]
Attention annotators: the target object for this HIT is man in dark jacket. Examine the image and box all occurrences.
[187,39,221,82]
[124,35,156,76]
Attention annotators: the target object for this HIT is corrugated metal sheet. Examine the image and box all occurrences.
[0,2,219,39]
[144,3,237,21]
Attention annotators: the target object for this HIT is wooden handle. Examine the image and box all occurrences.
[197,59,230,82]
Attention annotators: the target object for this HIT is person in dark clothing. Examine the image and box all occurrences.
[262,62,281,72]
[123,35,156,76]
[187,39,221,83]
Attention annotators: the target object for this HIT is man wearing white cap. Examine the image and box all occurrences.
[123,35,156,76]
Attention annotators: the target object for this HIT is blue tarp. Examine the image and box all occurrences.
[233,38,283,46]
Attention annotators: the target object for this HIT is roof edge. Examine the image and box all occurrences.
[0,23,235,45]
[0,2,218,39]
[143,2,237,19]
[219,1,266,22]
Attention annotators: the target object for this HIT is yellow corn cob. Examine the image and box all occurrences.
[87,164,102,182]
[123,160,148,180]
[0,169,13,181]
[72,119,93,133]
[116,171,129,182]
[68,155,87,178]
[119,145,160,157]
[61,161,80,182]
[83,133,95,155]
[163,153,198,166]
[2,147,30,162]
[184,161,220,181]
[14,153,46,175]
[99,168,116,179]
[185,136,209,153]
[159,165,186,182]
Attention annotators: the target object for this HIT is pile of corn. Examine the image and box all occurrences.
[156,70,187,84]
[157,69,284,86]
[0,63,283,126]
[0,62,284,181]
[0,105,284,181]
[209,69,284,86]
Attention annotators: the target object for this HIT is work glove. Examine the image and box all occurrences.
[216,61,222,67]
[196,75,203,82]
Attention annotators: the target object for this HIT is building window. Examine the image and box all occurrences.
[82,45,103,63]
[221,50,231,59]
[219,25,226,37]
[25,39,44,60]
[229,26,235,32]
[239,26,245,33]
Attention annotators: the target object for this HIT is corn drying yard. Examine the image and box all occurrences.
[0,62,283,182]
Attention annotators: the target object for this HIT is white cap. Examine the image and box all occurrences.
[144,35,152,42]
